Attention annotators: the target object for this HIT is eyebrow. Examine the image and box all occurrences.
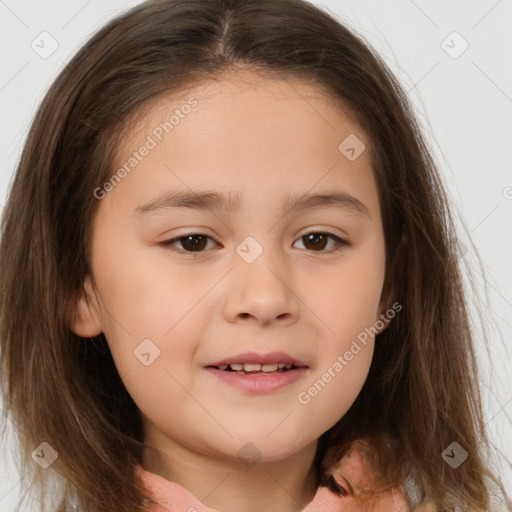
[133,189,371,220]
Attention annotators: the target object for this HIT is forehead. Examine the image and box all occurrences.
[115,69,363,160]
[102,70,379,225]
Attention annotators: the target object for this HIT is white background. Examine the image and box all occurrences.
[1,0,511,510]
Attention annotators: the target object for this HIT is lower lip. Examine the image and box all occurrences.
[204,367,309,393]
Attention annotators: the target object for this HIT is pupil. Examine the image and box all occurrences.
[304,233,327,251]
[183,235,206,251]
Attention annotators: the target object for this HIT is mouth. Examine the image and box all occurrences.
[204,360,309,394]
[206,362,304,375]
[204,352,309,393]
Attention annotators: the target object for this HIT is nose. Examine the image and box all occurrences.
[222,244,300,327]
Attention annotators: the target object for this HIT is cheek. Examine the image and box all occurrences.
[92,225,207,334]
[295,254,383,419]
[91,247,210,384]
[308,256,385,340]
[103,314,205,434]
[296,330,374,433]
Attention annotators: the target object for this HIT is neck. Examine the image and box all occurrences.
[141,431,319,512]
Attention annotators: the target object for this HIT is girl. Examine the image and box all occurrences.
[0,0,509,511]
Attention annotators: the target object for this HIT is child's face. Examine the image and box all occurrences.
[72,72,388,465]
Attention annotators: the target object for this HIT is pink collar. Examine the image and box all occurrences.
[136,464,347,512]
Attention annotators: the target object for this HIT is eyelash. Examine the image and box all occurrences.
[158,230,350,258]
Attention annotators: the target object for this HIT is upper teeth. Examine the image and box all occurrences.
[217,363,293,372]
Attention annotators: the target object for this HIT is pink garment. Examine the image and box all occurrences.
[135,442,414,512]
[135,464,347,512]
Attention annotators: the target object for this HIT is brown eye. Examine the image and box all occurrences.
[302,232,329,251]
[177,235,209,252]
[160,230,349,257]
[160,233,216,256]
[294,231,349,253]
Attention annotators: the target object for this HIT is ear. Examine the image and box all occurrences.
[68,274,103,338]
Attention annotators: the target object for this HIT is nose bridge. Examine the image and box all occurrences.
[223,232,299,324]
[236,232,288,294]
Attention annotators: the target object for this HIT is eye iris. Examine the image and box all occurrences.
[181,235,207,252]
[303,233,328,251]
[170,232,339,253]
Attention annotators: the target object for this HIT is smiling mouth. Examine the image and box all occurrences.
[207,362,302,375]
[204,362,309,392]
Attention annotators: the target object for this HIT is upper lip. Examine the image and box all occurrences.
[206,351,309,367]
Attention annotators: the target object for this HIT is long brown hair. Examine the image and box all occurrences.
[1,0,510,510]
